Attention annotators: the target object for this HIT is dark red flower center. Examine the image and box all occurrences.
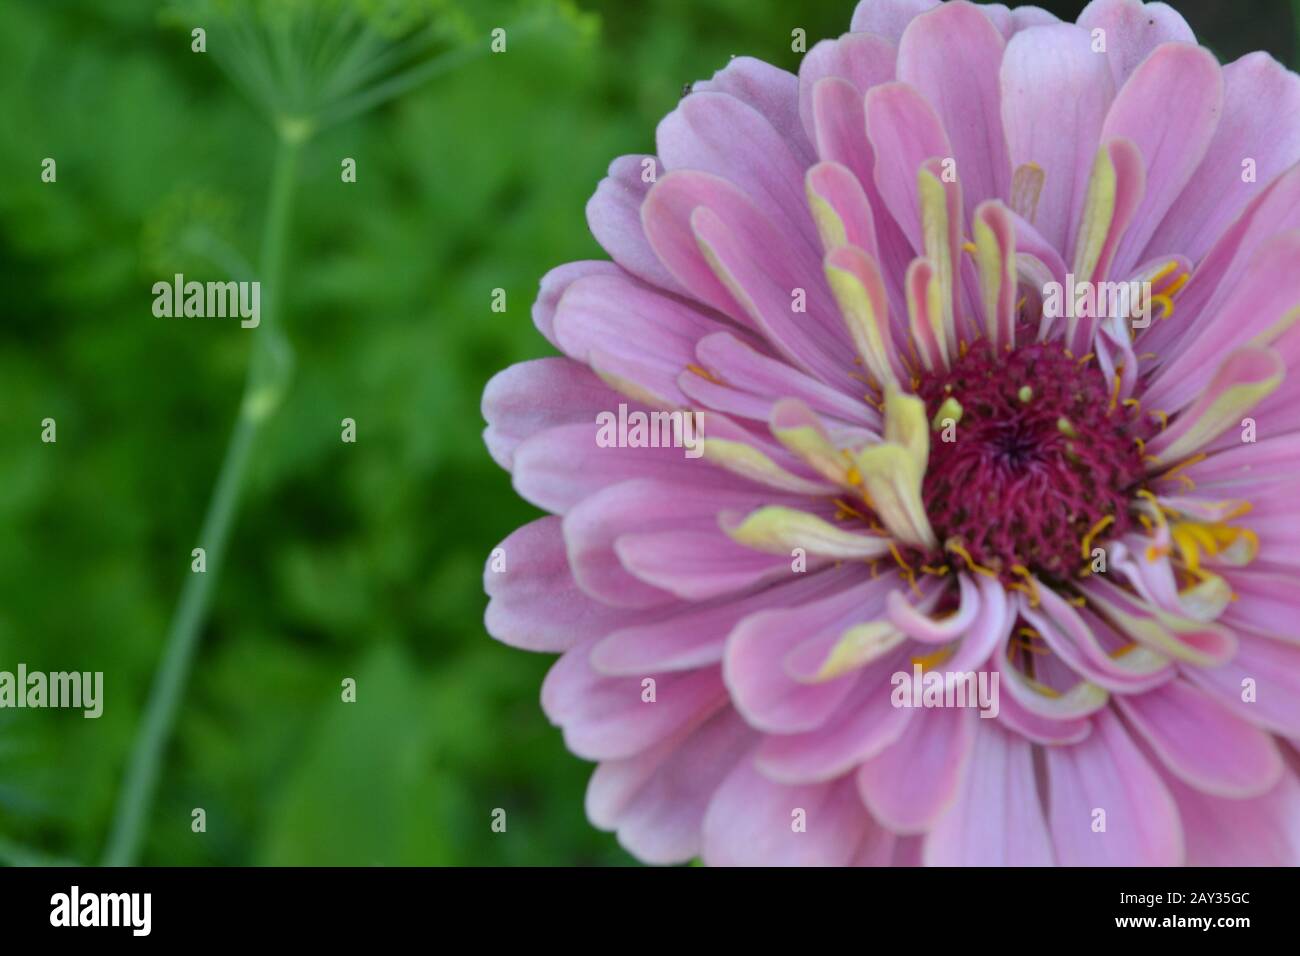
[912,337,1148,584]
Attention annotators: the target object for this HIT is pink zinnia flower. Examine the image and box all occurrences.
[482,0,1300,865]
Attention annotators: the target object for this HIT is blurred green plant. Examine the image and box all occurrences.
[101,0,594,866]
[166,0,596,139]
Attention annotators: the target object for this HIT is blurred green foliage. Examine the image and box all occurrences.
[0,0,1292,865]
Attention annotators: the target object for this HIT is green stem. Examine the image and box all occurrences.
[101,135,302,867]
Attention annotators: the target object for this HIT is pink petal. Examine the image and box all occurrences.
[485,516,663,653]
[554,270,728,406]
[864,81,953,255]
[810,77,914,316]
[643,171,855,390]
[850,821,899,866]
[1141,165,1300,364]
[1076,0,1195,87]
[923,719,1055,865]
[616,528,817,603]
[754,646,915,783]
[1183,432,1300,495]
[1145,347,1284,464]
[1144,232,1300,414]
[995,687,1093,745]
[587,707,754,865]
[1000,23,1114,252]
[1162,766,1300,866]
[1146,52,1300,262]
[858,705,975,834]
[851,0,940,43]
[1099,42,1223,277]
[1115,679,1282,798]
[1183,631,1300,737]
[586,155,684,293]
[1082,576,1237,666]
[940,575,1011,674]
[691,330,877,428]
[542,644,728,761]
[724,575,896,732]
[887,573,981,643]
[1045,708,1184,865]
[1010,5,1060,32]
[688,202,857,391]
[702,760,871,866]
[564,478,786,609]
[511,420,743,515]
[531,260,624,348]
[1219,570,1300,645]
[694,56,815,168]
[797,33,897,147]
[482,358,619,470]
[897,0,1010,218]
[591,564,870,676]
[657,90,819,256]
[1066,139,1145,355]
[1024,586,1175,693]
[807,160,880,260]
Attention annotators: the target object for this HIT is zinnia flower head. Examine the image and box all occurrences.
[483,0,1300,865]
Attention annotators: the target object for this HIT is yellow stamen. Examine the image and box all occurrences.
[911,646,953,671]
[1156,453,1206,484]
[945,539,998,578]
[1147,260,1179,284]
[887,541,922,597]
[1134,489,1169,535]
[1149,292,1175,321]
[1011,636,1049,655]
[685,363,721,383]
[833,497,869,522]
[1079,514,1115,558]
[1009,565,1040,606]
[1005,580,1038,605]
[1167,518,1258,574]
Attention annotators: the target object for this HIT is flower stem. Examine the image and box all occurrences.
[101,134,302,867]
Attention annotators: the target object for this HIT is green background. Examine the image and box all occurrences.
[0,0,1293,865]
